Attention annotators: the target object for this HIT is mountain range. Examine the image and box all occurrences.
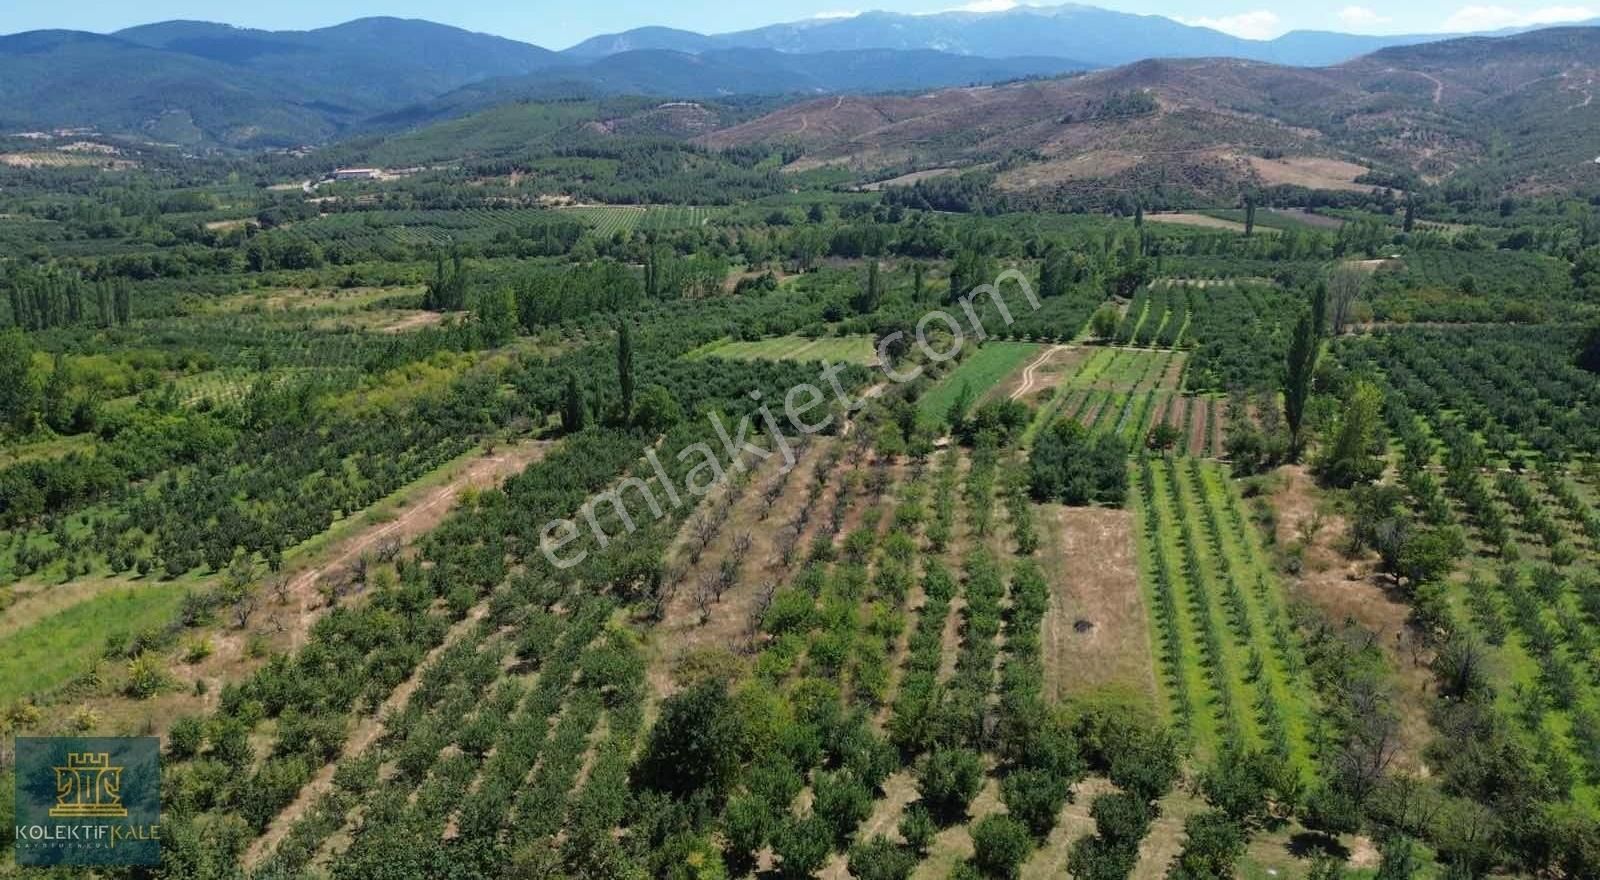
[701,27,1600,200]
[569,6,1479,68]
[0,4,1596,150]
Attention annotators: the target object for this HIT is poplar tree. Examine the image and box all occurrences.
[617,320,634,424]
[1284,311,1316,459]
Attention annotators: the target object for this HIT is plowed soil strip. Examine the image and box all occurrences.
[1187,397,1210,457]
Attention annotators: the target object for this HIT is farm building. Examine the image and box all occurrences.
[331,167,379,180]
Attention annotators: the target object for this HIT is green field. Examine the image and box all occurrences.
[687,334,877,365]
[1133,457,1315,773]
[916,341,1042,428]
[0,585,190,698]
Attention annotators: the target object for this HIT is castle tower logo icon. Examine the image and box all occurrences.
[50,752,129,819]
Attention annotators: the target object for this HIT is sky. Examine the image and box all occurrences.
[0,0,1595,48]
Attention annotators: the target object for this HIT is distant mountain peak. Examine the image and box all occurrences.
[560,2,1546,67]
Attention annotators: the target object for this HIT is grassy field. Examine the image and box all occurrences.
[687,334,877,365]
[917,341,1042,428]
[1132,457,1316,773]
[0,584,190,698]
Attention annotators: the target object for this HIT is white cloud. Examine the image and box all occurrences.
[809,9,863,19]
[940,0,1020,12]
[1442,4,1594,31]
[1338,6,1393,27]
[1177,10,1285,40]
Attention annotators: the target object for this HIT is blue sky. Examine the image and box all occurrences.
[3,0,1595,48]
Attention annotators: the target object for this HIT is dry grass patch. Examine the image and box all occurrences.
[1146,212,1253,232]
[1245,155,1372,193]
[1266,466,1434,770]
[996,152,1141,189]
[1040,505,1158,705]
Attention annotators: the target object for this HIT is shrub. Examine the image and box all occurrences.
[773,816,832,880]
[848,835,918,880]
[970,814,1032,879]
[1090,792,1150,846]
[813,769,873,847]
[1168,810,1245,880]
[1067,834,1139,880]
[183,638,214,664]
[899,803,936,854]
[167,716,205,759]
[722,795,772,875]
[1000,767,1071,838]
[125,654,172,699]
[917,748,985,825]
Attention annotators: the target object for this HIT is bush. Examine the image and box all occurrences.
[722,795,772,874]
[1000,767,1071,838]
[813,769,873,847]
[970,814,1033,879]
[1167,810,1246,880]
[167,716,205,759]
[125,654,172,699]
[1067,835,1139,880]
[899,803,936,854]
[917,748,985,825]
[1090,792,1150,846]
[848,835,918,880]
[773,816,832,880]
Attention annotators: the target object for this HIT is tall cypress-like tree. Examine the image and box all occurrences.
[1310,283,1328,339]
[854,261,882,314]
[617,320,634,424]
[562,373,586,434]
[113,282,131,325]
[1244,194,1257,237]
[1284,310,1316,459]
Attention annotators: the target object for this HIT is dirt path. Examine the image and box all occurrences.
[378,310,447,333]
[1132,789,1206,879]
[1021,778,1115,880]
[1569,75,1594,109]
[1412,70,1445,104]
[841,383,889,437]
[1009,344,1072,401]
[276,443,549,652]
[1186,397,1210,457]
